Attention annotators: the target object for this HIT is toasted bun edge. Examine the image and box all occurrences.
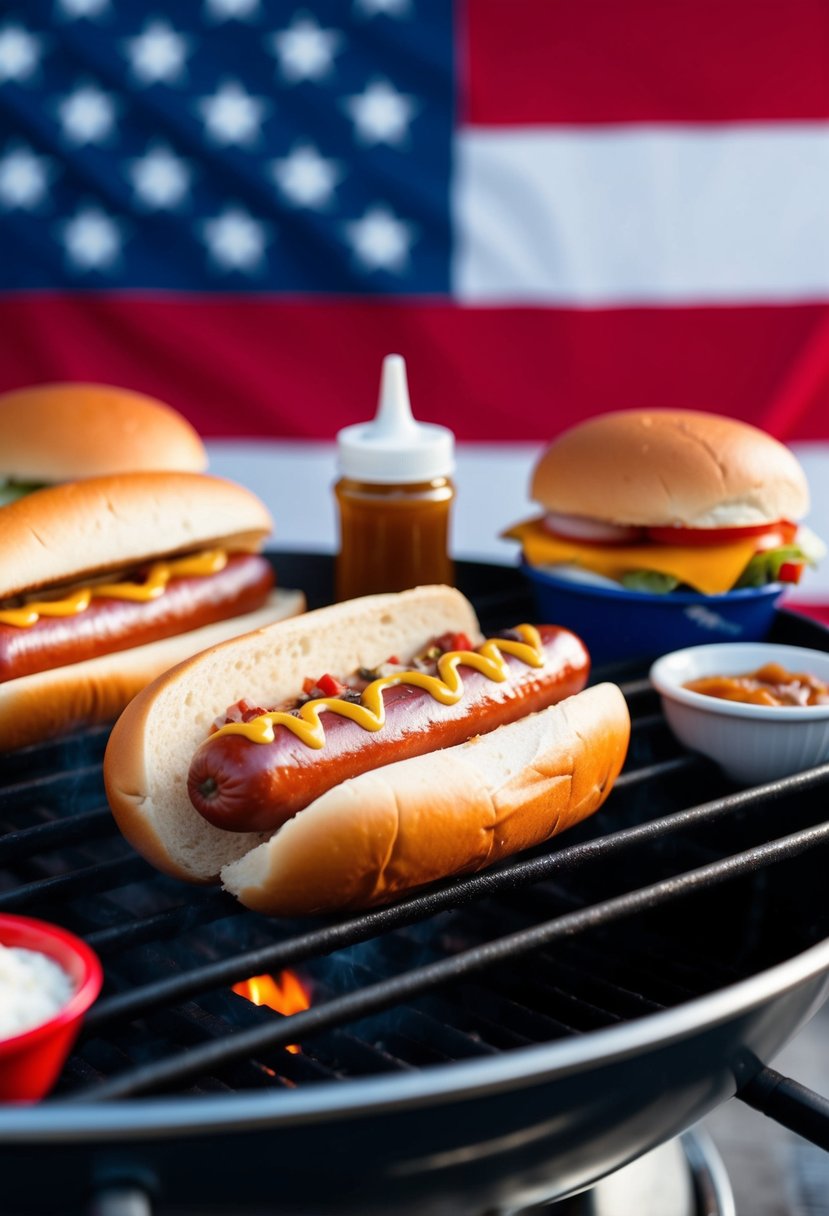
[221,682,631,917]
[103,586,482,884]
[0,472,273,598]
[0,588,305,762]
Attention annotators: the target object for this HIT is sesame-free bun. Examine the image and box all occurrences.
[0,589,306,752]
[0,383,207,481]
[531,410,809,529]
[104,586,482,884]
[103,586,630,911]
[0,472,273,599]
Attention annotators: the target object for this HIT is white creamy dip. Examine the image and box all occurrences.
[0,943,74,1038]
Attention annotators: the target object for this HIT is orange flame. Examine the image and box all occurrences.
[232,970,311,1053]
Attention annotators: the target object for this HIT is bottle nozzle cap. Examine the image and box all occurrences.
[373,354,417,437]
[336,354,455,483]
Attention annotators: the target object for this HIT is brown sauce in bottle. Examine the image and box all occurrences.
[334,355,456,602]
[335,477,454,601]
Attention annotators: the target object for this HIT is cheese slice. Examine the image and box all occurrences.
[504,519,759,596]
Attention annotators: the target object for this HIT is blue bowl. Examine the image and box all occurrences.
[520,563,785,667]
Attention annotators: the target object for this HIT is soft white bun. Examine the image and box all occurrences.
[0,590,305,752]
[222,684,630,917]
[0,472,273,598]
[0,383,207,481]
[104,586,482,885]
[531,409,809,529]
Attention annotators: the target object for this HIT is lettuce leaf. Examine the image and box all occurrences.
[621,570,681,594]
[735,545,809,588]
[0,481,45,506]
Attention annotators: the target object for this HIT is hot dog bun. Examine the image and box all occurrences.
[0,472,270,598]
[104,586,481,882]
[221,683,630,916]
[0,383,207,483]
[0,590,304,752]
[104,587,630,912]
[0,471,306,749]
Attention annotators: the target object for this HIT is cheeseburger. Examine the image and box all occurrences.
[505,409,824,595]
[0,382,207,504]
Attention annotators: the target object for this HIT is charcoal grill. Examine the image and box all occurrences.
[1,555,829,1216]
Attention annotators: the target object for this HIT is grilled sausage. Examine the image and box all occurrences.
[188,624,589,833]
[0,555,275,683]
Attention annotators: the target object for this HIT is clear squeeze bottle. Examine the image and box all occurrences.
[334,354,456,601]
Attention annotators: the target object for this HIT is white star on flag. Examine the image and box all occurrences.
[354,0,411,16]
[57,0,111,19]
[204,0,261,20]
[0,146,54,210]
[58,84,118,145]
[198,80,268,146]
[129,145,192,210]
[271,144,343,210]
[0,24,42,84]
[203,206,270,272]
[344,79,417,145]
[125,20,191,86]
[346,204,415,272]
[270,15,342,84]
[62,207,123,271]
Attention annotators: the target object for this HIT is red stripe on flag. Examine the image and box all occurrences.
[0,295,827,443]
[462,0,829,125]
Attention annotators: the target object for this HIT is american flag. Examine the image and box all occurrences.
[0,0,827,449]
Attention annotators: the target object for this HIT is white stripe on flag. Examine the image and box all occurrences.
[206,440,829,603]
[453,125,829,304]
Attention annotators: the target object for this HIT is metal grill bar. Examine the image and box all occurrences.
[611,754,699,787]
[0,764,103,813]
[82,763,829,1034]
[68,818,829,1101]
[0,855,148,911]
[86,892,241,953]
[0,807,114,864]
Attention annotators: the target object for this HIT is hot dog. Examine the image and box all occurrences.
[104,587,630,916]
[0,472,305,750]
[188,624,590,833]
[0,554,275,682]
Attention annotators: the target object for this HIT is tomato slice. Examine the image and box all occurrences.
[778,561,804,584]
[646,521,797,547]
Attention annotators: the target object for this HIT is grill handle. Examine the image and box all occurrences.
[738,1066,829,1151]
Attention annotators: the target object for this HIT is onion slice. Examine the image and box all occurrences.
[542,512,645,545]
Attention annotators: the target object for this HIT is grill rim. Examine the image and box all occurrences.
[2,554,828,1143]
[2,924,827,1141]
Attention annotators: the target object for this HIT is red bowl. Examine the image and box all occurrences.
[0,914,103,1103]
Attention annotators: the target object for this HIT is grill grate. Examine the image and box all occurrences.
[1,560,828,1107]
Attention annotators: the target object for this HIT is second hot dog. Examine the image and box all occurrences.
[188,624,590,833]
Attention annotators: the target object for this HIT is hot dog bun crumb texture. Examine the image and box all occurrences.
[0,589,306,753]
[0,383,207,482]
[103,587,631,912]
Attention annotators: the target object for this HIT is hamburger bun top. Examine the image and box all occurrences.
[0,472,272,599]
[531,409,809,529]
[0,383,207,481]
